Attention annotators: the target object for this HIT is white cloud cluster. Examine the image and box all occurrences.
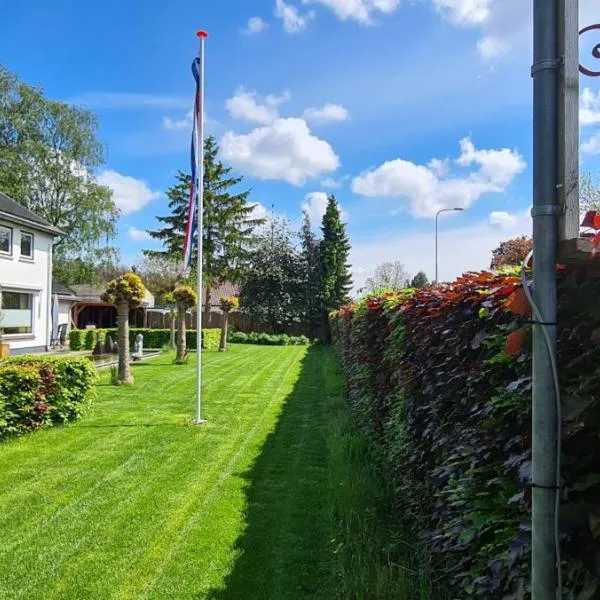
[433,0,490,26]
[221,117,340,186]
[162,109,193,131]
[128,227,152,241]
[489,210,518,229]
[351,137,525,218]
[302,191,348,223]
[303,103,350,124]
[303,0,401,24]
[243,16,269,35]
[274,0,315,32]
[97,170,161,215]
[226,88,290,125]
[581,88,600,127]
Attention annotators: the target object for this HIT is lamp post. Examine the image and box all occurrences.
[435,207,464,283]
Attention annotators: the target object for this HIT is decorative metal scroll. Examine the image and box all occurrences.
[580,23,600,77]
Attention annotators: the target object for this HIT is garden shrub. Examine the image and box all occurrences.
[69,328,221,351]
[228,331,310,346]
[0,355,99,439]
[330,270,600,598]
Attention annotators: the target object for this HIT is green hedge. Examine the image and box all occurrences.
[331,271,600,597]
[0,355,99,439]
[228,331,310,346]
[69,328,221,351]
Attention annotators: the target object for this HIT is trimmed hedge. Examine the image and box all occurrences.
[330,270,600,598]
[228,331,310,346]
[0,355,99,439]
[69,328,221,351]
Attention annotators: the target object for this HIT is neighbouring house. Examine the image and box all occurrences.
[70,284,155,329]
[52,282,79,333]
[0,192,63,355]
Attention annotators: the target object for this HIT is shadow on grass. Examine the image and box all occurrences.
[205,345,431,600]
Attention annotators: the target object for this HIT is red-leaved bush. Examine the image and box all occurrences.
[331,270,600,598]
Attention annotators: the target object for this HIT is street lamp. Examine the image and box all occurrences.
[435,207,464,283]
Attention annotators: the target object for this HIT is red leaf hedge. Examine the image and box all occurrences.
[330,270,600,598]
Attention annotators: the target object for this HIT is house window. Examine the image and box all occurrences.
[0,225,12,255]
[20,232,33,259]
[1,291,33,335]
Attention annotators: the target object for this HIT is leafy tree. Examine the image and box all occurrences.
[240,217,304,333]
[172,286,197,363]
[218,296,239,352]
[145,137,264,324]
[410,271,429,289]
[581,172,600,212]
[101,273,145,385]
[490,236,533,270]
[320,195,352,323]
[365,261,410,292]
[299,210,322,338]
[163,291,177,349]
[0,66,119,277]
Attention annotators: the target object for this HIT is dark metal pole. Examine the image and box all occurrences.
[532,0,560,596]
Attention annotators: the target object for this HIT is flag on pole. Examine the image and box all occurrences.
[183,57,202,269]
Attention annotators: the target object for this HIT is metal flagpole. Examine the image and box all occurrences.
[195,30,208,425]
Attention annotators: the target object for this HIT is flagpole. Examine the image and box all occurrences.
[195,30,207,425]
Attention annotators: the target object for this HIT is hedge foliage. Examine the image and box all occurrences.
[330,270,600,598]
[0,355,98,439]
[69,328,221,351]
[228,331,310,346]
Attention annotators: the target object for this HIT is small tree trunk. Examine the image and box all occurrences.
[169,312,176,349]
[176,306,187,363]
[203,286,212,330]
[117,301,134,385]
[219,310,229,352]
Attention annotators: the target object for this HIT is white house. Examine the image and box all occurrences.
[0,192,63,355]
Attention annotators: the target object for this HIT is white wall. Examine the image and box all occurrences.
[58,299,74,330]
[0,219,54,353]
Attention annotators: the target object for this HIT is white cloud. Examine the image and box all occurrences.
[302,0,401,24]
[127,227,152,241]
[351,136,526,218]
[489,210,518,229]
[97,170,161,215]
[302,191,349,224]
[243,16,269,34]
[321,175,350,189]
[351,212,531,293]
[581,88,600,127]
[226,88,290,125]
[275,0,315,32]
[433,0,490,26]
[303,103,350,124]
[220,117,340,186]
[582,132,600,155]
[71,92,189,110]
[162,109,193,131]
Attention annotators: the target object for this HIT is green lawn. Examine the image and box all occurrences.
[0,345,430,599]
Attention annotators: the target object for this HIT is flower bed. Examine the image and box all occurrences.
[330,270,600,597]
[0,355,99,439]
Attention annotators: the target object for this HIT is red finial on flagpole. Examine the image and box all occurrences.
[197,30,208,39]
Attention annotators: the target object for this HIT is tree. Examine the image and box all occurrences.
[490,236,533,270]
[145,137,264,324]
[240,217,304,333]
[172,286,197,364]
[410,271,429,289]
[320,195,352,322]
[365,261,410,292]
[134,256,188,305]
[218,296,239,352]
[163,291,177,349]
[0,66,120,277]
[581,172,600,212]
[299,210,322,338]
[101,273,145,385]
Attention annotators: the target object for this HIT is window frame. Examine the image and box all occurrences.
[0,289,35,337]
[19,231,34,260]
[0,224,13,256]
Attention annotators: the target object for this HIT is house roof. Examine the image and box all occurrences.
[71,284,155,308]
[206,282,240,303]
[0,192,64,236]
[52,282,77,298]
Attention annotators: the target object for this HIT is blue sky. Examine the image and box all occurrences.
[2,0,600,288]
